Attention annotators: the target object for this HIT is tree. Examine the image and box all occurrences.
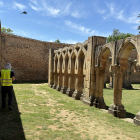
[1,27,14,34]
[54,39,60,43]
[107,29,135,43]
[138,14,140,34]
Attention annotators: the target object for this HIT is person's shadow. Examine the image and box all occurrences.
[0,88,26,140]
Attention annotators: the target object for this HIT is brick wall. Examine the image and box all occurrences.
[0,33,71,81]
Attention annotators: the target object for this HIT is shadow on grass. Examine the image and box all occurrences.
[106,105,135,119]
[13,80,48,84]
[0,89,26,140]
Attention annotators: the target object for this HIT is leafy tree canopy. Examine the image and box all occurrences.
[107,29,135,43]
[54,39,60,43]
[1,27,14,34]
[138,14,140,34]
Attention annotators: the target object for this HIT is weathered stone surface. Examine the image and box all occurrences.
[108,104,126,118]
[66,88,75,97]
[60,87,68,94]
[48,35,140,124]
[134,112,140,126]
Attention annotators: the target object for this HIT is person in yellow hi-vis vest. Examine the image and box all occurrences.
[0,63,15,111]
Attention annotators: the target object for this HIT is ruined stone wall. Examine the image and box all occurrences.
[105,49,140,83]
[0,33,71,81]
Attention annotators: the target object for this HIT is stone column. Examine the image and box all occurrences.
[52,73,58,89]
[108,66,113,88]
[108,65,126,118]
[48,49,54,88]
[56,73,62,91]
[66,74,75,97]
[93,67,106,109]
[61,73,68,94]
[134,112,140,126]
[72,74,83,100]
[134,63,140,126]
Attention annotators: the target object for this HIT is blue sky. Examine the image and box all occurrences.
[0,0,140,44]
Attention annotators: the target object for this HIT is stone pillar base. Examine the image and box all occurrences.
[72,91,83,100]
[80,93,91,105]
[49,84,53,88]
[66,88,75,97]
[93,98,106,109]
[134,112,140,126]
[56,85,62,91]
[52,84,57,89]
[60,87,68,94]
[108,104,126,118]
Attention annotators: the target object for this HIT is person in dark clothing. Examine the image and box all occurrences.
[0,63,15,110]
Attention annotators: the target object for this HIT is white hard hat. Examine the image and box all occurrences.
[5,63,12,69]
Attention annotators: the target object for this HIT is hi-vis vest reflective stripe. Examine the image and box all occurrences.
[1,69,12,86]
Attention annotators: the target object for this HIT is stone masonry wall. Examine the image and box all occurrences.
[0,32,140,83]
[0,33,71,81]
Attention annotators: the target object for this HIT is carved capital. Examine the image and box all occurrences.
[95,67,105,75]
[111,65,126,76]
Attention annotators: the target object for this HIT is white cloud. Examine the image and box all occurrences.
[28,0,86,18]
[29,3,41,11]
[93,4,106,14]
[42,0,60,16]
[13,1,27,10]
[0,1,3,6]
[29,0,60,16]
[62,2,72,15]
[61,39,79,44]
[50,40,53,42]
[103,2,139,24]
[71,10,87,18]
[65,20,95,35]
[29,0,37,5]
[106,3,114,14]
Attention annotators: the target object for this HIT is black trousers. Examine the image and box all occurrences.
[1,86,13,109]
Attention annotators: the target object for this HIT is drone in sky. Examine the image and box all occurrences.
[21,11,27,14]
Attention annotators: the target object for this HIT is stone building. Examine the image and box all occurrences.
[48,35,140,126]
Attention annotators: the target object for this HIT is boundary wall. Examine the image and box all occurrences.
[0,32,71,81]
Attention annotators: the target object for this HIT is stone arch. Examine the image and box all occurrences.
[69,52,76,74]
[93,45,113,109]
[61,52,69,94]
[54,55,58,73]
[56,54,63,91]
[108,38,138,118]
[117,41,138,68]
[66,51,76,97]
[64,53,69,73]
[98,45,112,68]
[76,50,85,75]
[57,54,63,73]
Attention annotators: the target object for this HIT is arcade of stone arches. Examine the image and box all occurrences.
[48,36,140,126]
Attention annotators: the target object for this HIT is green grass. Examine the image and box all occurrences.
[104,84,140,117]
[0,83,140,140]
